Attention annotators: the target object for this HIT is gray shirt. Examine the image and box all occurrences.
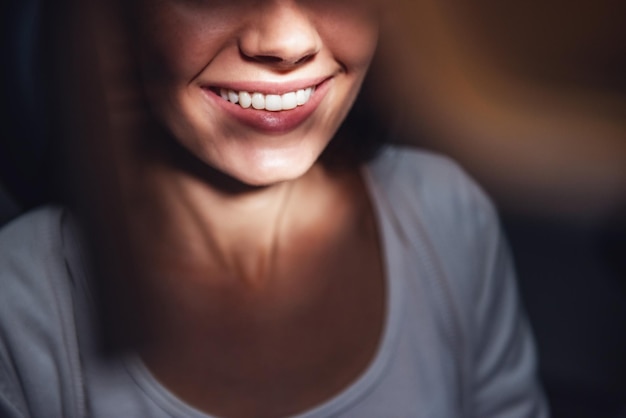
[0,146,548,417]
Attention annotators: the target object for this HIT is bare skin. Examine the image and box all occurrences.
[116,138,386,418]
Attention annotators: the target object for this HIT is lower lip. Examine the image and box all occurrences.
[202,79,331,134]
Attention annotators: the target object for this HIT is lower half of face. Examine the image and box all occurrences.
[150,74,369,186]
[139,1,379,187]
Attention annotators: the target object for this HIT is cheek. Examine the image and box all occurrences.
[139,4,235,85]
[339,26,379,72]
[311,2,380,71]
[137,4,238,136]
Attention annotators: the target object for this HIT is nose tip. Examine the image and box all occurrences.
[238,2,321,69]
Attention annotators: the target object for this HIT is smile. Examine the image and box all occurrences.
[202,77,332,134]
[218,86,316,111]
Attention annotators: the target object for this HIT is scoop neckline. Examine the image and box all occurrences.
[123,153,405,418]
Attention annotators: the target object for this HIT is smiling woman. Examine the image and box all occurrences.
[0,0,548,417]
[136,0,378,185]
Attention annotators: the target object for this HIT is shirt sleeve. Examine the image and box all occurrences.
[375,146,549,417]
[0,208,84,418]
[0,356,28,418]
[469,217,549,417]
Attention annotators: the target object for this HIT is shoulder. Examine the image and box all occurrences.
[0,206,69,299]
[368,145,493,206]
[0,205,65,251]
[0,205,68,294]
[0,205,71,350]
[0,206,84,417]
[366,145,497,252]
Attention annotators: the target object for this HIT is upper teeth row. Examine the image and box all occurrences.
[219,87,315,111]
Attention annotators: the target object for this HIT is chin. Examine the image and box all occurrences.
[212,145,321,187]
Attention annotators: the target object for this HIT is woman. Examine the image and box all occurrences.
[0,0,547,416]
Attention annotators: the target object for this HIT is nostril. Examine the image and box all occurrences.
[254,55,285,64]
[294,54,314,65]
[241,52,316,66]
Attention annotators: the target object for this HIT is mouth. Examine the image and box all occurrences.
[212,85,316,112]
[201,77,332,134]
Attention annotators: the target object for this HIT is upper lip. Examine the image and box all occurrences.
[201,75,333,96]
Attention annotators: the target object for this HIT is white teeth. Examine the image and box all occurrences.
[265,94,282,111]
[227,90,239,104]
[296,89,307,105]
[239,91,252,108]
[281,92,297,110]
[251,92,265,110]
[219,86,315,111]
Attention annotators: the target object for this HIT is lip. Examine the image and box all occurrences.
[200,77,332,134]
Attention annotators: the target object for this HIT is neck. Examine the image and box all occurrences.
[117,132,333,286]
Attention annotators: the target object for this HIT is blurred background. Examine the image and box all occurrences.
[2,0,625,416]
